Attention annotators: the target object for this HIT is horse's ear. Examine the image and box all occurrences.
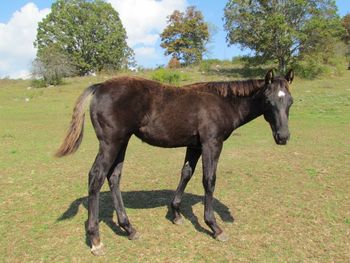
[285,69,294,84]
[265,69,274,84]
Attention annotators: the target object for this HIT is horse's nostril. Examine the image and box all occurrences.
[274,131,290,145]
[276,131,289,140]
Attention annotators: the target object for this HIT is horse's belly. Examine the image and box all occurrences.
[134,125,199,148]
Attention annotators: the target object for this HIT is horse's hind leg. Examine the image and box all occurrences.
[107,139,139,240]
[171,147,201,224]
[87,142,119,256]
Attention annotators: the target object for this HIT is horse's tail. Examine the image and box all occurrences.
[55,83,100,157]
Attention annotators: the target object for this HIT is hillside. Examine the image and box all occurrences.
[0,68,349,261]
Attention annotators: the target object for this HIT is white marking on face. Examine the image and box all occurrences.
[278,90,286,98]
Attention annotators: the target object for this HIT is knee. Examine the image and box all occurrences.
[108,172,121,187]
[89,174,105,194]
[181,162,192,179]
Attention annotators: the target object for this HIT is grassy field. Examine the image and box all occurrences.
[0,68,350,262]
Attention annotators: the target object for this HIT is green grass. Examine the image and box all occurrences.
[0,69,350,262]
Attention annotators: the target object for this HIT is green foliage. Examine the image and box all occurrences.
[341,13,350,43]
[151,68,188,85]
[34,0,133,75]
[294,56,346,80]
[31,45,76,86]
[197,58,268,79]
[167,57,181,69]
[31,79,48,88]
[223,0,344,74]
[341,13,350,67]
[198,60,211,73]
[294,41,347,79]
[160,6,210,65]
[294,58,325,79]
[199,59,222,72]
[231,56,245,65]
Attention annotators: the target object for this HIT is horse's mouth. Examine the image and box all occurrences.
[273,132,289,145]
[275,138,288,145]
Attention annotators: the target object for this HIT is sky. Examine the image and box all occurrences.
[0,0,349,79]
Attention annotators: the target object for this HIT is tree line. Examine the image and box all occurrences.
[32,0,350,86]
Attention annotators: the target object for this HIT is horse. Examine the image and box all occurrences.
[56,69,294,255]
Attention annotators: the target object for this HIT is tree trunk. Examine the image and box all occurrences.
[278,57,286,74]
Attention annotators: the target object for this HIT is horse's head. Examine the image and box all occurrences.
[262,69,294,145]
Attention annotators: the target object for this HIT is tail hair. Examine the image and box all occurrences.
[55,84,100,157]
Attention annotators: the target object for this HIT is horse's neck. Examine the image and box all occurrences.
[229,95,264,129]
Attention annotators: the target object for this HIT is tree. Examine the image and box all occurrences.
[342,13,350,69]
[31,44,76,86]
[342,13,350,43]
[34,0,133,75]
[223,0,344,73]
[160,6,209,65]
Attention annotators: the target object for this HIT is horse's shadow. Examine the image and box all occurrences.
[58,190,234,244]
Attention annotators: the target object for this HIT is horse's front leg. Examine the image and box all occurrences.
[201,139,228,241]
[171,146,202,224]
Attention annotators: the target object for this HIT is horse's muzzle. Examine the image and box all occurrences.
[273,131,290,145]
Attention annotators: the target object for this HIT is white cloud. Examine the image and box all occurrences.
[134,46,158,58]
[0,1,188,78]
[0,3,50,78]
[107,0,187,66]
[108,0,187,46]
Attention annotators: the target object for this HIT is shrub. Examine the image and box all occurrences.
[198,59,222,73]
[294,41,347,79]
[31,45,76,87]
[31,79,47,89]
[294,54,346,79]
[199,60,212,72]
[168,57,181,69]
[293,57,325,79]
[151,68,188,85]
[231,56,244,65]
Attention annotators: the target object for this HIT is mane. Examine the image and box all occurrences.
[187,79,265,98]
[105,76,267,98]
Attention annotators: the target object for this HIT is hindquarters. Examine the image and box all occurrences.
[89,79,151,145]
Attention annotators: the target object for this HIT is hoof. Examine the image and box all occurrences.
[128,231,140,240]
[173,217,184,225]
[91,243,106,256]
[215,232,229,242]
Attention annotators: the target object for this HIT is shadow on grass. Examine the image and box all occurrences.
[58,190,234,243]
